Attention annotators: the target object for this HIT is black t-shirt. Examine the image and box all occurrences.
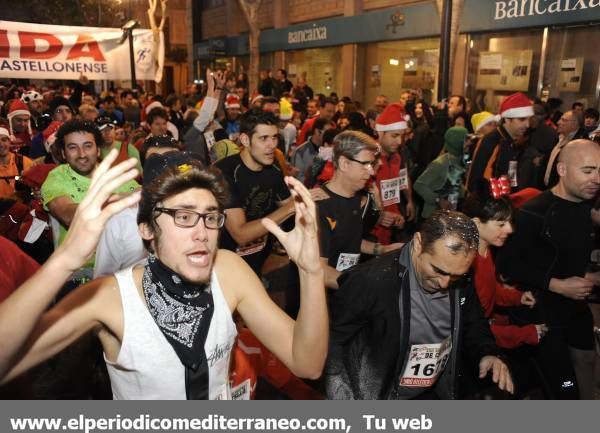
[317,185,363,271]
[215,153,290,275]
[546,194,593,280]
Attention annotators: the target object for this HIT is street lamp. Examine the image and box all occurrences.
[121,19,140,89]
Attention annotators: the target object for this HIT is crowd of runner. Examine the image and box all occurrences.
[0,67,599,399]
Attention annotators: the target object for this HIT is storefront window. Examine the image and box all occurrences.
[285,47,343,97]
[466,30,543,113]
[356,38,439,108]
[542,24,600,110]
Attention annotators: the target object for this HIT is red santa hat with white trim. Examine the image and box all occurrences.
[375,102,409,132]
[225,93,241,109]
[7,99,32,137]
[499,92,534,118]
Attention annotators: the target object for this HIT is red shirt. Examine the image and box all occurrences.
[371,152,403,244]
[0,236,40,303]
[297,117,317,145]
[472,251,538,348]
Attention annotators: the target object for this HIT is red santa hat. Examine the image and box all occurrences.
[225,93,241,109]
[375,103,409,132]
[7,99,32,136]
[144,100,164,115]
[499,93,534,118]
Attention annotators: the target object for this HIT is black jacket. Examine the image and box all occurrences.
[467,126,516,193]
[496,190,593,292]
[324,246,498,400]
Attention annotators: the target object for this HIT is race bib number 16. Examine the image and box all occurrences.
[399,337,452,388]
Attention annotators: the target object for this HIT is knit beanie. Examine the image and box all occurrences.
[444,126,468,157]
[279,98,293,120]
[49,96,73,115]
[471,111,500,133]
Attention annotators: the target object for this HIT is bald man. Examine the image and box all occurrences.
[497,139,600,399]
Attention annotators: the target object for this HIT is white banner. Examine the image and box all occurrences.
[0,21,164,82]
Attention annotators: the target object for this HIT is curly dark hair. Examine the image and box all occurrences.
[137,162,229,252]
[54,119,103,157]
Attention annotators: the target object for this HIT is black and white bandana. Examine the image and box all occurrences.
[142,254,214,399]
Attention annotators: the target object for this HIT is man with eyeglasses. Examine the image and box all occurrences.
[317,130,402,290]
[543,109,586,187]
[325,210,513,399]
[3,151,328,399]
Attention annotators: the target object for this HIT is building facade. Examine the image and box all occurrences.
[194,0,600,111]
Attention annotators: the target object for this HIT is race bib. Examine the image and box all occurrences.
[204,131,216,150]
[230,379,252,400]
[447,192,459,210]
[336,253,360,272]
[318,146,333,161]
[399,337,452,388]
[399,168,409,191]
[23,215,48,244]
[235,236,267,257]
[380,177,401,207]
[508,161,518,187]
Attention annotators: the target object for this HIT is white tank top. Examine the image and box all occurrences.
[105,267,237,400]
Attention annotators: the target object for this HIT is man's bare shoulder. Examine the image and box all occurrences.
[214,249,263,310]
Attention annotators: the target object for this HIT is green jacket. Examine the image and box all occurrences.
[414,153,465,218]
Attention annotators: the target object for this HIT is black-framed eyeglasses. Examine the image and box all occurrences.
[55,107,72,114]
[155,208,226,229]
[347,155,378,170]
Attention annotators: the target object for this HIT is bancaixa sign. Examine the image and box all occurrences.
[462,0,600,32]
[287,26,328,45]
[495,0,600,20]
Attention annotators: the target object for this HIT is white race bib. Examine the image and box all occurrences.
[447,192,459,210]
[318,146,333,161]
[399,337,452,388]
[204,131,216,150]
[508,161,518,187]
[380,177,401,207]
[23,214,48,244]
[335,253,360,272]
[230,379,252,400]
[399,168,409,191]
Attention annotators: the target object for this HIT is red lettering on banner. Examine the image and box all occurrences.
[19,32,63,59]
[0,30,8,57]
[67,34,105,61]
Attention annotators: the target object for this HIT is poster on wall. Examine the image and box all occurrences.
[401,53,436,90]
[370,65,381,88]
[476,50,533,91]
[559,57,584,92]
